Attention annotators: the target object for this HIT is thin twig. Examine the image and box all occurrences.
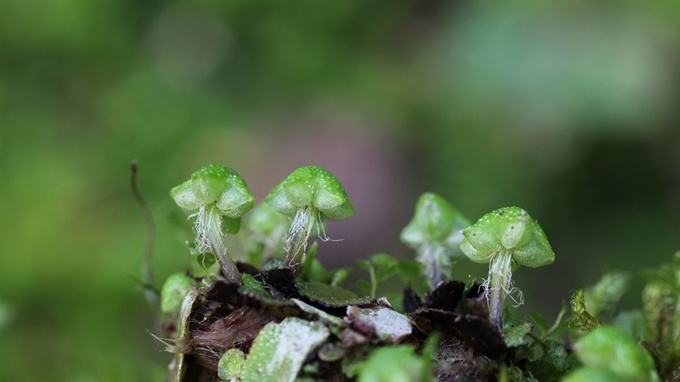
[131,160,159,308]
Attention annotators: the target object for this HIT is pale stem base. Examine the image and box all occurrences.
[484,249,523,329]
[195,206,242,284]
[284,206,318,274]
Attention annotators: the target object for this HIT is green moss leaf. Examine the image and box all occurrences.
[574,326,660,382]
[570,286,599,332]
[218,349,245,381]
[501,321,533,347]
[239,273,294,306]
[160,273,195,314]
[298,279,373,307]
[584,271,632,318]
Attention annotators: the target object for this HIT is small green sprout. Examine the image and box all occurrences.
[244,202,291,266]
[171,165,255,284]
[585,271,632,318]
[460,207,555,328]
[570,286,600,332]
[401,192,470,288]
[265,166,354,273]
[218,349,245,381]
[160,273,195,314]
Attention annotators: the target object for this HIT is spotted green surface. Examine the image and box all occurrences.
[573,326,660,382]
[160,273,195,314]
[218,349,245,381]
[460,207,554,268]
[241,317,329,382]
[570,286,599,332]
[400,192,469,247]
[501,321,533,347]
[265,166,354,221]
[239,273,294,306]
[170,165,254,219]
[642,281,676,352]
[297,279,374,307]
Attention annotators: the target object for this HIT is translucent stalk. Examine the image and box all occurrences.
[417,243,447,289]
[284,206,318,274]
[485,249,517,329]
[194,205,242,284]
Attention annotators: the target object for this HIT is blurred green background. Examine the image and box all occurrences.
[1,1,679,380]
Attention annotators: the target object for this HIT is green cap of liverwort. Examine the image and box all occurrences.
[170,165,255,284]
[265,165,354,221]
[400,192,469,288]
[171,165,254,233]
[460,207,555,328]
[265,166,354,272]
[460,207,554,267]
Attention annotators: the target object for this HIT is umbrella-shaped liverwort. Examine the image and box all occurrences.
[400,192,470,289]
[171,165,254,284]
[460,207,555,328]
[265,166,354,274]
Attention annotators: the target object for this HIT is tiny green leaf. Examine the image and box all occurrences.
[501,321,534,347]
[570,286,599,332]
[331,268,351,287]
[239,273,294,306]
[297,279,374,307]
[160,273,195,314]
[356,260,372,271]
[196,252,216,270]
[218,349,245,381]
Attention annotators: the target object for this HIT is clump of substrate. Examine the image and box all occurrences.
[152,166,568,382]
